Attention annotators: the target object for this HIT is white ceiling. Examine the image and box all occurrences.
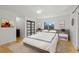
[0,5,74,18]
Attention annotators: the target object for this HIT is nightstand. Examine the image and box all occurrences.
[58,30,70,41]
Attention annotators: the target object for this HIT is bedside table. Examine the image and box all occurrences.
[58,30,70,41]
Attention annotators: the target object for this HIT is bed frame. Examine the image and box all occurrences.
[23,42,49,53]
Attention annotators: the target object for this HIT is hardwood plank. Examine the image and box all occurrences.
[0,45,12,53]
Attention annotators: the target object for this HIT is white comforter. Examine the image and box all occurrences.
[27,32,56,42]
[23,32,58,53]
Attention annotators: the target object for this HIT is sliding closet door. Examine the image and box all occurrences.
[31,21,35,35]
[27,20,35,36]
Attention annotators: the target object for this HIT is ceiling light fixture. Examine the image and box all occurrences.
[36,10,42,14]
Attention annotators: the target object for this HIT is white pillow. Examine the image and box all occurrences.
[49,30,56,33]
[42,30,48,32]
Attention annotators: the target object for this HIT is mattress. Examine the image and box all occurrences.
[27,32,56,43]
[23,32,58,52]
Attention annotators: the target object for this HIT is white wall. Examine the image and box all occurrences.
[69,6,79,50]
[69,12,78,49]
[36,14,70,30]
[0,28,16,45]
[76,7,79,49]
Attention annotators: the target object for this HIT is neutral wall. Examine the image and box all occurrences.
[76,7,79,49]
[36,14,70,30]
[69,6,79,50]
[69,12,78,49]
[0,28,16,44]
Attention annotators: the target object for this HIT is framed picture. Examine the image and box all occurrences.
[0,17,14,28]
[59,20,65,29]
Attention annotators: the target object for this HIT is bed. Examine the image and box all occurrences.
[23,30,58,53]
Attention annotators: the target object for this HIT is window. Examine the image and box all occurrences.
[44,20,55,30]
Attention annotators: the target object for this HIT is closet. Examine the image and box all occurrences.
[27,20,35,36]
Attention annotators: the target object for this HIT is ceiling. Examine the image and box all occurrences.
[0,5,74,18]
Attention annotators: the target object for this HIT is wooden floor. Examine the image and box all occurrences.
[0,38,77,53]
[0,37,22,53]
[56,40,77,53]
[0,45,12,53]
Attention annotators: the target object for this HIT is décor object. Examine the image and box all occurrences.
[1,19,11,27]
[59,20,65,29]
[0,18,14,28]
[72,18,74,26]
